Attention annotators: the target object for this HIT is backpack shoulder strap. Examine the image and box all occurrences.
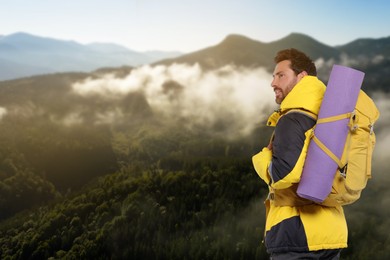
[282,108,318,121]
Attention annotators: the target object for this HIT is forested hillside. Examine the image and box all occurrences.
[0,109,388,259]
[0,121,271,259]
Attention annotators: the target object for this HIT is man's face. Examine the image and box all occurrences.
[271,60,301,104]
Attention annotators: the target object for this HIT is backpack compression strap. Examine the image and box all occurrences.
[311,111,355,173]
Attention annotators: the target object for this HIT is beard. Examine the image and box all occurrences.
[275,77,298,104]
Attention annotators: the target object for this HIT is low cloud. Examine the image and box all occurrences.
[3,102,44,119]
[72,64,277,136]
[0,107,7,120]
[50,112,84,127]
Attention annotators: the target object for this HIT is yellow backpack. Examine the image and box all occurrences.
[317,90,380,206]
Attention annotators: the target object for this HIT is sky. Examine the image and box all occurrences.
[1,0,390,53]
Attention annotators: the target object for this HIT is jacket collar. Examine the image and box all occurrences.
[280,76,326,114]
[267,76,325,126]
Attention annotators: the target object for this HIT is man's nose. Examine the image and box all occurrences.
[271,78,277,88]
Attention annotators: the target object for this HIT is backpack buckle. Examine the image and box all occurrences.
[339,164,348,178]
[267,192,275,200]
[369,124,374,135]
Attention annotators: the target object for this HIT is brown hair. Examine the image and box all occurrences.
[274,48,317,76]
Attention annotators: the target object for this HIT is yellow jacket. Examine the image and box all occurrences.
[252,76,348,253]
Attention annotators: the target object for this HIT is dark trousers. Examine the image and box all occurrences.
[270,249,342,260]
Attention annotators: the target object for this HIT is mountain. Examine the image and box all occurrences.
[0,32,182,81]
[155,33,390,92]
[336,36,390,57]
[155,33,340,69]
[2,32,389,92]
[155,34,270,69]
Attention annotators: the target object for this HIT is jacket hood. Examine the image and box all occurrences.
[280,76,326,115]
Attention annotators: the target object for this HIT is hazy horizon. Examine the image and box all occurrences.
[2,0,390,52]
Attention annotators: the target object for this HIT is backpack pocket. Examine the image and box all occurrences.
[344,126,373,192]
[324,109,377,206]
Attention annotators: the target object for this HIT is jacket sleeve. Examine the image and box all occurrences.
[252,147,272,184]
[270,112,315,188]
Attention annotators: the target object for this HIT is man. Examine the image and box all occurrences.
[252,48,347,259]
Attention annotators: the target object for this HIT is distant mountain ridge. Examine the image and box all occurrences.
[155,33,340,68]
[155,32,390,92]
[1,32,389,92]
[0,32,182,81]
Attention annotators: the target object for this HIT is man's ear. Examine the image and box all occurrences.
[297,71,308,81]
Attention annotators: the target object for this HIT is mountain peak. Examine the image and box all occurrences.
[7,31,32,37]
[5,32,49,41]
[219,34,259,46]
[272,32,323,46]
[214,34,266,55]
[223,34,251,41]
[268,32,339,60]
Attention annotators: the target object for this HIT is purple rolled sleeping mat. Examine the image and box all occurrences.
[297,65,364,203]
